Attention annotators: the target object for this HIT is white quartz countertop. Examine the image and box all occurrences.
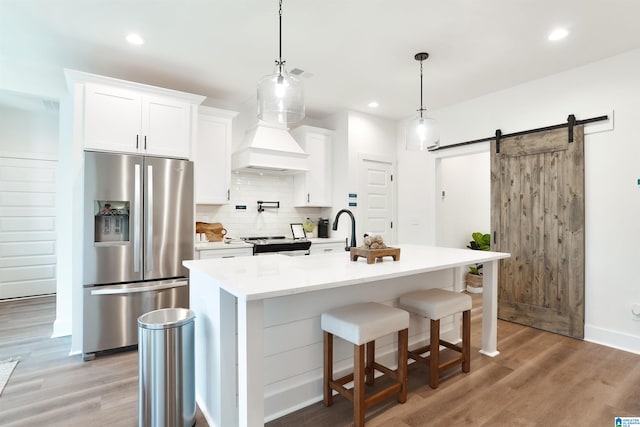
[183,244,510,301]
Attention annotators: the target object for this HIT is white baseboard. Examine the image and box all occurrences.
[584,324,640,355]
[51,318,71,338]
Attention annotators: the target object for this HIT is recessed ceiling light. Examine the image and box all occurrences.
[368,101,379,108]
[126,33,145,45]
[548,28,569,41]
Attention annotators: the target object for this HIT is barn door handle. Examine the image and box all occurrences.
[493,231,497,245]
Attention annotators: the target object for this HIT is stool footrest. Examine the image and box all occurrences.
[408,339,464,369]
[371,361,397,380]
[439,356,464,371]
[365,383,402,409]
[329,378,355,403]
[333,373,355,387]
[439,339,462,352]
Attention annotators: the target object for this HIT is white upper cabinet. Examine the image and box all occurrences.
[84,84,142,153]
[194,106,238,204]
[291,126,334,207]
[68,70,204,159]
[141,95,191,158]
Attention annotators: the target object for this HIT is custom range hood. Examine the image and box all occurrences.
[231,122,309,174]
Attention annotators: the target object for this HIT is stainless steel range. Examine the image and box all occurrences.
[242,236,312,256]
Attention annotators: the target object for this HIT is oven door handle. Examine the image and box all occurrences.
[90,279,188,295]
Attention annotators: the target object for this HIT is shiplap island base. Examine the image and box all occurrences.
[183,244,510,427]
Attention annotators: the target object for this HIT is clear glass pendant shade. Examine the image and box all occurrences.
[257,64,305,125]
[406,114,440,151]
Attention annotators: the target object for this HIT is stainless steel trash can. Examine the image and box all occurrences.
[138,308,196,427]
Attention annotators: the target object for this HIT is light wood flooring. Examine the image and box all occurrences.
[0,296,207,427]
[1,294,639,426]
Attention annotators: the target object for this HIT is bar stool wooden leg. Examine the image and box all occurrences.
[397,329,408,403]
[365,341,375,386]
[462,310,471,373]
[354,343,366,427]
[430,318,440,389]
[323,331,333,406]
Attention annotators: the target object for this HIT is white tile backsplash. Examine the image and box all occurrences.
[196,172,330,238]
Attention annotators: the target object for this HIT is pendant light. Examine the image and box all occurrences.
[257,0,304,125]
[406,52,440,151]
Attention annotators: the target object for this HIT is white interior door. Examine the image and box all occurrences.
[359,158,394,244]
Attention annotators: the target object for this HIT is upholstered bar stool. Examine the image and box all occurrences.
[321,302,409,427]
[399,288,472,389]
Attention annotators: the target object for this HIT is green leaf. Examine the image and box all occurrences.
[469,232,491,251]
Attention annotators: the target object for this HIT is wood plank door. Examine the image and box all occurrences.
[490,126,585,338]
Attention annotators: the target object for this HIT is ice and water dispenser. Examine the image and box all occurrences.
[94,200,130,243]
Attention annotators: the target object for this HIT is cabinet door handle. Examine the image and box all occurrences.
[227,189,230,201]
[136,134,139,149]
[307,193,310,203]
[144,135,147,150]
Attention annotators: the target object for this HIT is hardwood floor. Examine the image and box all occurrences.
[267,293,640,427]
[1,294,639,426]
[0,296,208,427]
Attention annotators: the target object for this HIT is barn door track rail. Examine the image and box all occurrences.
[428,114,609,153]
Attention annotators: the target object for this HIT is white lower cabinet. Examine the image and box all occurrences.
[197,247,253,259]
[309,241,345,255]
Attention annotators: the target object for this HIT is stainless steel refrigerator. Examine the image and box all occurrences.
[82,151,194,359]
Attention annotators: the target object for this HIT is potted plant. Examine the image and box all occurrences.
[466,232,490,293]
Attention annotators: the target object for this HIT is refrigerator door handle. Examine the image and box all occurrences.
[133,163,141,272]
[146,164,153,273]
[90,279,188,295]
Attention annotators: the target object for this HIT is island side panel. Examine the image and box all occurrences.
[262,270,455,421]
[189,269,238,427]
[220,288,238,426]
[237,298,265,427]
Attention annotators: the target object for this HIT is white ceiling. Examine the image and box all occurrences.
[2,0,640,120]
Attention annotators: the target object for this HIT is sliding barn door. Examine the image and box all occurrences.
[491,126,585,339]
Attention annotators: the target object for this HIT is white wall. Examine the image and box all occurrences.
[436,152,490,249]
[323,111,397,245]
[398,48,640,354]
[0,104,59,159]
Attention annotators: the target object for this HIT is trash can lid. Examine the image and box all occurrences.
[137,308,195,329]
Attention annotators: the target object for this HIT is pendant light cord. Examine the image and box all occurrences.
[414,52,429,119]
[419,58,424,118]
[278,0,283,66]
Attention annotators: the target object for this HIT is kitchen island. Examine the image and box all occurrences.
[184,244,510,427]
